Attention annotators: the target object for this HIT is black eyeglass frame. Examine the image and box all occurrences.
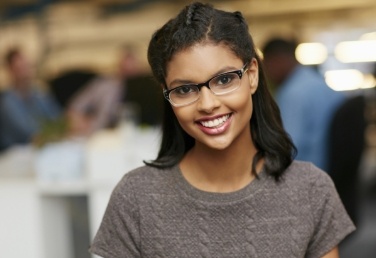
[163,62,249,106]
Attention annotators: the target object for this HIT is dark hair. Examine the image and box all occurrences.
[262,37,298,59]
[145,2,296,180]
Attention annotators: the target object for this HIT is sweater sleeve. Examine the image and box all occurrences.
[89,175,141,258]
[306,164,356,258]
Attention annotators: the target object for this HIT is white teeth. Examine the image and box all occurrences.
[200,115,230,128]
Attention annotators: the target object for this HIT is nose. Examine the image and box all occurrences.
[196,87,220,113]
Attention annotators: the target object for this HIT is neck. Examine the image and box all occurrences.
[180,136,261,193]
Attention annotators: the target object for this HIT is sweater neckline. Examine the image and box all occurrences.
[172,164,268,204]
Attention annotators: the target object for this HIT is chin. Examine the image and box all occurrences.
[198,137,233,151]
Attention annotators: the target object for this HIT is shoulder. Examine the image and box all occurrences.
[283,160,330,179]
[1,90,15,100]
[291,66,325,85]
[283,162,356,256]
[283,66,341,97]
[0,90,9,104]
[90,76,120,88]
[89,76,122,95]
[113,165,176,197]
[32,88,55,100]
[279,161,335,193]
[0,90,18,109]
[279,161,349,222]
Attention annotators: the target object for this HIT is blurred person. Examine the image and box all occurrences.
[328,63,376,250]
[66,45,143,137]
[0,47,61,152]
[327,91,368,226]
[262,38,346,171]
[89,3,354,257]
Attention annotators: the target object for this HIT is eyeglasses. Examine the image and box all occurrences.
[164,62,249,107]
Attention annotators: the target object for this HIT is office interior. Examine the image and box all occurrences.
[0,0,375,258]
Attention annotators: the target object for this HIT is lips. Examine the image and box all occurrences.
[198,114,231,128]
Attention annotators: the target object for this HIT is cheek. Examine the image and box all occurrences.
[240,96,254,119]
[172,107,194,131]
[235,94,254,123]
[227,88,254,112]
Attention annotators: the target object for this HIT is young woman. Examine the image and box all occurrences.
[90,2,355,257]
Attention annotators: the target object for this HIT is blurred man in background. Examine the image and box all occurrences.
[327,63,376,257]
[328,63,376,227]
[262,37,346,171]
[0,47,61,152]
[66,45,143,137]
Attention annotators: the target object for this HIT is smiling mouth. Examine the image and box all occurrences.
[199,114,231,128]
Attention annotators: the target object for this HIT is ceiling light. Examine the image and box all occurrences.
[325,69,365,91]
[295,43,328,65]
[360,32,376,40]
[361,74,376,89]
[335,40,376,63]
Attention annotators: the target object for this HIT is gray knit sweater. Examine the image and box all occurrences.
[90,161,355,258]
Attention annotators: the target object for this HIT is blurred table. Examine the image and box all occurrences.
[0,123,160,258]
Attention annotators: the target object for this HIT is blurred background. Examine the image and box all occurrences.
[0,0,375,258]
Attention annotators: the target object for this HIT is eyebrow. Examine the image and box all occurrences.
[168,65,240,89]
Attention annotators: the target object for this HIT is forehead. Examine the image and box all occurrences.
[166,43,241,83]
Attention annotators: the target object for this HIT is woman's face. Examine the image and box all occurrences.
[165,43,259,150]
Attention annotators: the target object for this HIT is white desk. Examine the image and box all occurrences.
[0,178,45,258]
[0,124,160,258]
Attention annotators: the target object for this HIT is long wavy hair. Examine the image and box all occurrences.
[145,2,296,180]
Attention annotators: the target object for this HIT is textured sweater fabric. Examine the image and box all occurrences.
[90,161,355,258]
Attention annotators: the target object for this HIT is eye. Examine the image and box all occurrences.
[213,73,237,86]
[173,85,196,96]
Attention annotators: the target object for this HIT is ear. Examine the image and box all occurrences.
[246,58,259,94]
